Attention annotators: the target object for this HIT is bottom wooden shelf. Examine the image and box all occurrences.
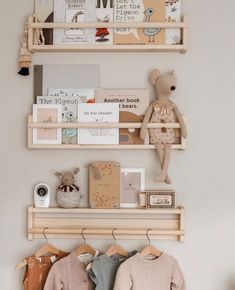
[28,206,185,242]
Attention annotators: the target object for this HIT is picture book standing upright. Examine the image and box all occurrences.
[114,0,165,45]
[53,0,96,45]
[96,0,114,45]
[165,0,181,44]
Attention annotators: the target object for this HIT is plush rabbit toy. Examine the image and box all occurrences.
[140,69,187,184]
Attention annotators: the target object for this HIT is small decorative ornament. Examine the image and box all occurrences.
[18,21,32,76]
[55,167,82,208]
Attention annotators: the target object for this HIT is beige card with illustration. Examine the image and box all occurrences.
[114,0,165,45]
[89,162,120,208]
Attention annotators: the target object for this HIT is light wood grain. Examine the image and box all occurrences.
[27,206,185,241]
[29,21,187,29]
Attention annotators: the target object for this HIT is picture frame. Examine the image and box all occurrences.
[33,104,62,144]
[139,190,175,209]
[120,168,145,208]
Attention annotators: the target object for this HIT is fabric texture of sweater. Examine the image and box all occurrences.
[43,251,95,290]
[113,253,185,290]
[89,251,137,290]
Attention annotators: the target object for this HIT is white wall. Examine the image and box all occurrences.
[1,0,235,289]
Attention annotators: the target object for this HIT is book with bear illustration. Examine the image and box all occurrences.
[95,89,149,144]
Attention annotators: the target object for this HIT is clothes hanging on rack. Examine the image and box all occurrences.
[23,252,68,290]
[44,251,98,290]
[113,253,185,290]
[88,251,137,290]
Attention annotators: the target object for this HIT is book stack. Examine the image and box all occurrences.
[34,0,182,45]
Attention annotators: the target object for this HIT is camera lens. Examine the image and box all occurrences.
[38,186,47,197]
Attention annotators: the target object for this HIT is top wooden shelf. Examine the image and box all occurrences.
[27,15,188,53]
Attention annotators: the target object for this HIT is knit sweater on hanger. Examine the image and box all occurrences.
[113,253,185,290]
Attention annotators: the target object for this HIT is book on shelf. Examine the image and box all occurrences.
[95,89,149,144]
[96,0,114,45]
[77,103,119,145]
[34,65,100,102]
[165,0,181,44]
[37,89,95,144]
[53,0,96,45]
[114,0,165,45]
[35,0,54,44]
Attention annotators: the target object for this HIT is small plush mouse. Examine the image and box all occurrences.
[55,168,81,208]
[140,69,187,183]
[55,168,80,192]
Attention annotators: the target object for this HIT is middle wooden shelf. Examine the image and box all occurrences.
[27,115,186,149]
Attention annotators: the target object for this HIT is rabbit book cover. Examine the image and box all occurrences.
[114,0,165,45]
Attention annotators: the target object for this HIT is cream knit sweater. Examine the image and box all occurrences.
[113,253,185,290]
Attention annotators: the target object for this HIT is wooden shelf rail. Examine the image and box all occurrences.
[28,206,185,242]
[27,115,186,150]
[27,15,188,53]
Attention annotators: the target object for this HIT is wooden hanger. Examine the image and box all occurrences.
[106,229,128,257]
[140,229,162,258]
[75,228,96,256]
[16,227,65,270]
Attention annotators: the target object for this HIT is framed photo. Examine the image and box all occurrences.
[120,168,145,208]
[33,104,62,144]
[139,190,175,209]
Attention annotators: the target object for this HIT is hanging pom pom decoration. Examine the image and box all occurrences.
[18,22,32,76]
[18,41,32,76]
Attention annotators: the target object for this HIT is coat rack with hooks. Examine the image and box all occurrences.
[27,206,185,242]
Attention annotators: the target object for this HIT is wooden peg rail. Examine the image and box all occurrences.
[28,206,185,242]
[27,15,188,53]
[27,115,186,150]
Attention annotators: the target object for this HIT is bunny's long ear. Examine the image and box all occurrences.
[55,172,62,178]
[149,69,161,85]
[73,168,80,175]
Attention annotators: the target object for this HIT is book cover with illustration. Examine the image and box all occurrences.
[96,0,114,45]
[77,103,119,145]
[114,0,165,45]
[165,0,181,44]
[35,0,54,44]
[53,0,96,45]
[37,89,95,144]
[95,89,149,144]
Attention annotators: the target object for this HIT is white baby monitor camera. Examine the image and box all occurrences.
[34,183,50,208]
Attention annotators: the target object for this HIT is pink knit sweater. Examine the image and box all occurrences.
[113,253,185,290]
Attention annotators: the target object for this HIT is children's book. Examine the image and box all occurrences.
[53,0,96,45]
[165,0,181,44]
[114,0,165,45]
[95,89,149,144]
[96,0,114,45]
[37,89,95,144]
[34,0,54,44]
[33,65,100,102]
[77,103,119,144]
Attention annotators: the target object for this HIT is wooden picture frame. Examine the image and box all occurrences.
[139,190,175,208]
[33,104,62,144]
[120,168,145,208]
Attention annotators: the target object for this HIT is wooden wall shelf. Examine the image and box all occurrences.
[28,206,185,242]
[27,15,188,53]
[27,115,186,150]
